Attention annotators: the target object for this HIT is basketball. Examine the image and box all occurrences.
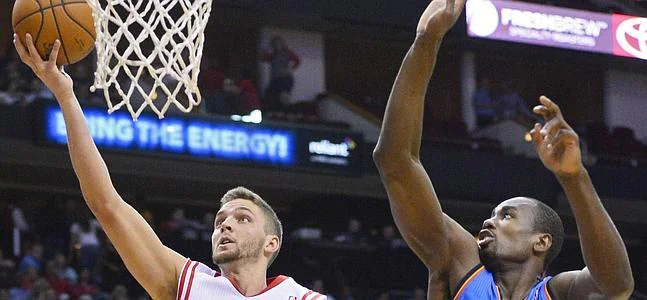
[12,0,96,65]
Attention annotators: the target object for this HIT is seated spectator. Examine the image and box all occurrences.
[29,278,56,300]
[10,268,39,300]
[378,225,407,249]
[44,260,70,297]
[18,244,43,273]
[69,268,98,299]
[473,77,497,128]
[334,218,368,244]
[110,285,129,300]
[53,252,78,285]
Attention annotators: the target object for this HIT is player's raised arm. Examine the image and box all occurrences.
[529,96,633,299]
[372,0,479,280]
[14,34,186,298]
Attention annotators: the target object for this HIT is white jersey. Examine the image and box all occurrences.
[176,259,326,300]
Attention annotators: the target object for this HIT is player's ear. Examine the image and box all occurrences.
[264,234,280,254]
[533,233,552,254]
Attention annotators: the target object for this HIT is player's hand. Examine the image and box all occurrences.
[13,33,73,99]
[416,0,467,42]
[529,96,584,178]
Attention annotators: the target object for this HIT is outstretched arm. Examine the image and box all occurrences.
[14,34,186,298]
[373,0,479,283]
[530,96,633,300]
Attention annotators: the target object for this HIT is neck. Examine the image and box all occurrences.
[220,261,268,296]
[492,261,544,300]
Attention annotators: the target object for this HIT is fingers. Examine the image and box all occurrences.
[13,34,32,65]
[49,40,61,64]
[548,129,578,150]
[529,123,542,147]
[25,34,43,63]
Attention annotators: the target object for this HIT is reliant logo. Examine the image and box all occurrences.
[467,0,500,37]
[616,17,647,59]
[308,138,356,157]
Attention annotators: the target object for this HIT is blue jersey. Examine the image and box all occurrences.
[453,264,555,300]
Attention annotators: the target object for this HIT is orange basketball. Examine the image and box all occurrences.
[12,0,96,65]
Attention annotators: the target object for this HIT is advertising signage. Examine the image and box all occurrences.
[466,0,647,60]
[40,105,363,174]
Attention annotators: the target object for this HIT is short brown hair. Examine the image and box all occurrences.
[220,186,283,267]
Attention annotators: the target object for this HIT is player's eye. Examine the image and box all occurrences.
[503,213,512,219]
[240,216,251,223]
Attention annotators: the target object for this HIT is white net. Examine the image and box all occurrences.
[87,0,213,120]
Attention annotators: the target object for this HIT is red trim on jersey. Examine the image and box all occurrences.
[311,292,324,300]
[263,275,289,293]
[221,274,291,297]
[183,262,199,300]
[176,259,192,300]
[301,290,314,300]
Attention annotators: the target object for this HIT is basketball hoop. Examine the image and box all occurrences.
[87,0,213,120]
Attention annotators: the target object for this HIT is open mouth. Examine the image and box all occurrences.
[477,230,495,248]
[218,237,235,247]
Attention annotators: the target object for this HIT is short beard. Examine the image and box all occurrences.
[213,236,265,265]
[478,247,498,271]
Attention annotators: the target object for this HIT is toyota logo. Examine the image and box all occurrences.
[616,17,647,59]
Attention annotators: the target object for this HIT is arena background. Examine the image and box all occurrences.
[0,0,646,299]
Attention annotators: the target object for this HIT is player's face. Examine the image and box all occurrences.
[478,197,538,268]
[212,199,267,266]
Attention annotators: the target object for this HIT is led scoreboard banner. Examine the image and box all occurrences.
[38,105,363,175]
[466,0,647,60]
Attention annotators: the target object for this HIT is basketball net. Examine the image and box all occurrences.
[86,0,212,120]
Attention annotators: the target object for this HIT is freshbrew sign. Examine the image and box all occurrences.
[41,105,363,174]
[466,0,647,60]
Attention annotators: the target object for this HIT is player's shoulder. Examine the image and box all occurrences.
[269,275,327,299]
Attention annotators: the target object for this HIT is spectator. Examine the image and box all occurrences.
[238,68,261,114]
[496,80,535,123]
[69,268,98,299]
[408,287,426,300]
[311,279,336,300]
[110,285,129,300]
[70,218,102,270]
[18,243,43,273]
[30,278,56,300]
[379,225,407,249]
[473,77,497,128]
[334,218,368,244]
[10,268,38,300]
[199,56,225,97]
[44,260,70,297]
[259,35,300,112]
[53,252,78,285]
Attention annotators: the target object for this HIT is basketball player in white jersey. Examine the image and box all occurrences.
[14,33,326,300]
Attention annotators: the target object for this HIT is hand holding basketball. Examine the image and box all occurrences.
[14,33,73,99]
[529,96,583,178]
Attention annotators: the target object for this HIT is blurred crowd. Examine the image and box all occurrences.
[0,198,427,300]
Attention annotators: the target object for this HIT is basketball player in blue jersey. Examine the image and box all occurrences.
[373,0,634,299]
